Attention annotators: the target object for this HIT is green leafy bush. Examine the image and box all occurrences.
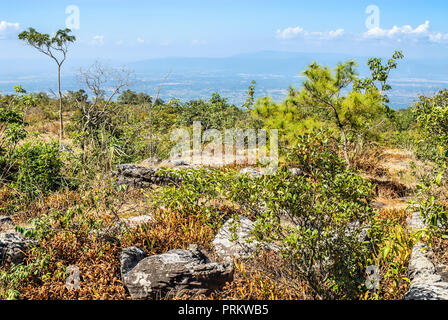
[0,106,27,182]
[13,141,63,198]
[414,89,448,163]
[152,130,377,299]
[231,169,375,299]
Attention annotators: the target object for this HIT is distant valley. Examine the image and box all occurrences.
[0,51,447,109]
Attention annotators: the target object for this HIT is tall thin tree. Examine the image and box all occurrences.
[18,28,76,142]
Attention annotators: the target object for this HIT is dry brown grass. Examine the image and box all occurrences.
[429,237,448,273]
[8,201,221,300]
[370,177,410,199]
[122,209,219,254]
[377,208,411,225]
[21,232,127,300]
[352,146,388,177]
[202,251,308,300]
[372,197,409,211]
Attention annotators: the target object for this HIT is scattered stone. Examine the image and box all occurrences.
[122,245,233,299]
[0,216,14,232]
[239,167,263,178]
[114,164,181,188]
[288,167,305,177]
[238,167,305,179]
[126,215,153,227]
[0,231,38,265]
[213,216,267,261]
[407,211,425,230]
[345,221,369,243]
[159,159,194,168]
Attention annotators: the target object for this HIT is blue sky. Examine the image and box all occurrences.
[1,0,448,62]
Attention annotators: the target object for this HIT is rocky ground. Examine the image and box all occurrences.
[1,149,447,300]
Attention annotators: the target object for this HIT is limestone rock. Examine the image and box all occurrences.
[115,164,181,188]
[0,231,38,265]
[405,243,448,300]
[239,167,263,178]
[405,282,448,300]
[213,216,266,261]
[122,245,233,299]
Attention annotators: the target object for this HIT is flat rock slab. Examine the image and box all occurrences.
[213,215,266,261]
[122,245,233,299]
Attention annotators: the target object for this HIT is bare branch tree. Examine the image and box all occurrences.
[143,70,172,158]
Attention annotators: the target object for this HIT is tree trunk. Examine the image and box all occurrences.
[149,103,153,158]
[58,65,64,142]
[340,126,351,168]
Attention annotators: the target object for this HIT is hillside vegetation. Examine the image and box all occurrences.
[1,49,448,301]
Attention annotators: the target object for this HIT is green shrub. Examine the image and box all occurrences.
[0,106,27,182]
[13,141,63,198]
[230,167,375,299]
[153,131,377,299]
[414,89,448,163]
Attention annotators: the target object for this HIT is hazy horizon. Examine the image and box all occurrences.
[1,1,448,108]
[0,50,446,109]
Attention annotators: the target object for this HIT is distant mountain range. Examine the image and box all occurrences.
[0,51,447,109]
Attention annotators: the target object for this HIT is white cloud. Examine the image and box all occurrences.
[276,26,344,40]
[137,37,145,44]
[91,35,105,46]
[276,26,305,40]
[116,40,124,45]
[328,29,345,38]
[0,21,20,39]
[429,32,448,43]
[191,39,206,46]
[363,20,448,43]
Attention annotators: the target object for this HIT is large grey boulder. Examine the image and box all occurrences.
[213,216,266,261]
[0,231,37,265]
[0,216,14,232]
[122,245,233,299]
